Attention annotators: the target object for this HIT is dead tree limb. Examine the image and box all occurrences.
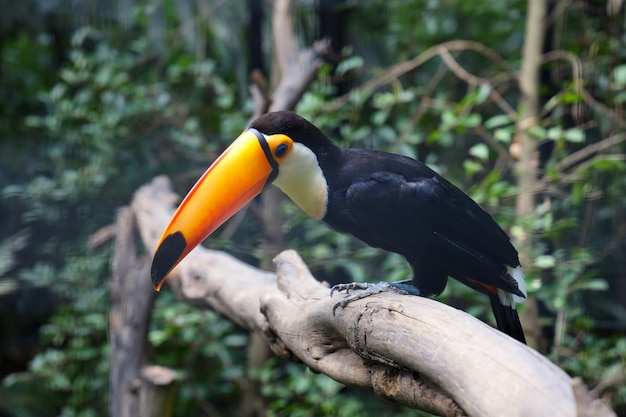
[269,0,329,112]
[131,176,616,417]
[138,366,178,417]
[109,207,157,417]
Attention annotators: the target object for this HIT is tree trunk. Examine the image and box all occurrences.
[514,0,548,350]
[138,366,178,417]
[109,207,158,417]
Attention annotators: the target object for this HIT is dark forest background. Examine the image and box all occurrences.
[0,0,625,416]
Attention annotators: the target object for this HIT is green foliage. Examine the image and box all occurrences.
[2,0,626,415]
[20,28,207,203]
[2,252,111,417]
[537,247,626,404]
[0,31,56,137]
[258,360,365,417]
[1,22,242,416]
[149,293,247,416]
[257,360,420,417]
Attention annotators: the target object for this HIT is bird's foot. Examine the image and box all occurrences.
[330,281,420,314]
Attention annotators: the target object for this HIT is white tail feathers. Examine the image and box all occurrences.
[499,266,527,307]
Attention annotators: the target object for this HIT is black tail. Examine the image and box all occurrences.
[489,294,526,344]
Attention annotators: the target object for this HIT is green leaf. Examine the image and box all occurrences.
[485,114,511,129]
[542,94,560,113]
[572,182,585,205]
[561,90,582,104]
[441,109,456,129]
[534,255,556,269]
[475,83,491,105]
[591,158,626,171]
[397,89,416,103]
[494,127,513,142]
[546,126,563,140]
[527,125,547,140]
[613,64,626,88]
[336,56,364,76]
[573,278,608,292]
[563,128,585,143]
[463,113,482,128]
[397,143,417,159]
[464,159,483,176]
[469,143,489,160]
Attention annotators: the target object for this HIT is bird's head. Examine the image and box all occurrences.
[150,111,331,291]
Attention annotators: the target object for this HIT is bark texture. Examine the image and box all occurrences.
[514,0,548,350]
[109,207,157,417]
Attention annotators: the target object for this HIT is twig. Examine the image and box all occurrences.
[530,132,626,193]
[323,40,515,114]
[556,133,626,173]
[437,46,517,119]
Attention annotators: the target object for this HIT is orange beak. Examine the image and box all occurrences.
[151,129,281,291]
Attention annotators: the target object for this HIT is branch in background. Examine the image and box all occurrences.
[555,132,626,173]
[109,207,157,417]
[323,40,516,116]
[249,68,269,120]
[436,45,517,118]
[395,64,448,151]
[269,0,330,112]
[129,176,616,417]
[252,0,331,260]
[532,133,626,194]
[540,50,625,128]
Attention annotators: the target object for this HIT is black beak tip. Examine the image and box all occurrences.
[150,231,187,291]
[150,265,166,292]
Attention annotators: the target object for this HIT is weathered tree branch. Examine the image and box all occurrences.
[130,176,615,417]
[269,0,330,112]
[109,207,157,417]
[138,366,178,417]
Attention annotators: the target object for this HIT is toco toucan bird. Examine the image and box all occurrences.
[151,111,527,344]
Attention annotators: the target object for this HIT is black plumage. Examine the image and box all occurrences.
[251,112,526,343]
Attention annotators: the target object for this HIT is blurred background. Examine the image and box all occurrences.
[0,0,625,416]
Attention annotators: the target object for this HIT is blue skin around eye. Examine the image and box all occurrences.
[275,144,288,157]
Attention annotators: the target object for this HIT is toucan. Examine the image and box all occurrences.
[151,111,527,344]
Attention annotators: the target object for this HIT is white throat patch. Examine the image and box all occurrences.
[272,142,328,220]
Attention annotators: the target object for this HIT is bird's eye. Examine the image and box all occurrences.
[274,143,289,158]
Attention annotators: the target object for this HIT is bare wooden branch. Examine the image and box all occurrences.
[131,176,616,417]
[249,68,269,120]
[87,223,116,251]
[554,132,626,173]
[539,50,626,128]
[436,45,517,118]
[269,0,330,112]
[109,207,157,417]
[323,40,515,115]
[139,366,178,417]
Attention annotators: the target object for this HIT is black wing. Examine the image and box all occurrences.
[331,150,520,297]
